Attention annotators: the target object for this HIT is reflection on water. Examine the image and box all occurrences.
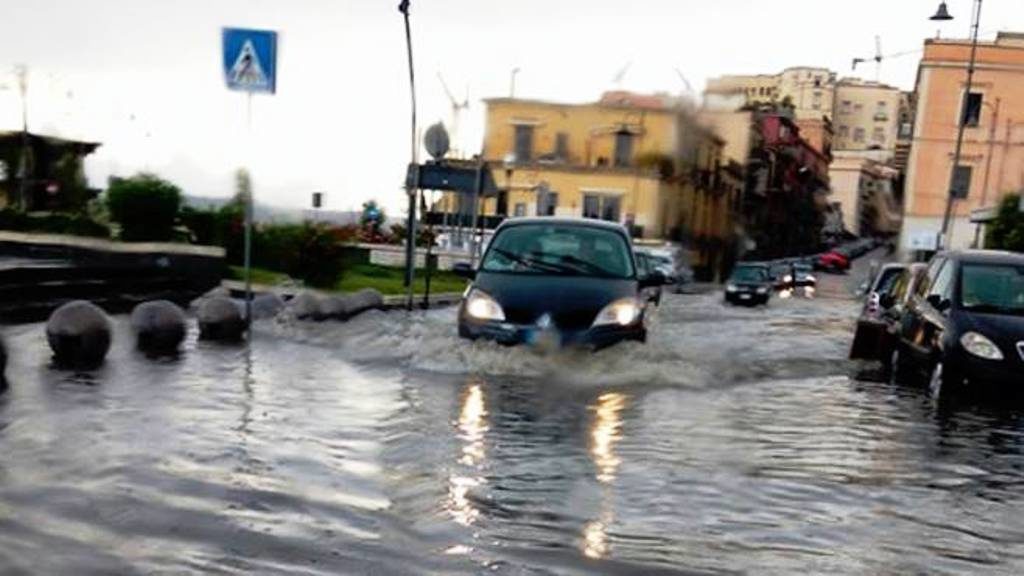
[591,392,626,484]
[447,380,489,527]
[583,392,628,559]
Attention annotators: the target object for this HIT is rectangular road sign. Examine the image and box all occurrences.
[222,28,277,93]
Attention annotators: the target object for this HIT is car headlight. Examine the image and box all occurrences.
[960,331,1003,361]
[756,286,768,294]
[464,288,505,321]
[726,284,738,293]
[592,298,641,328]
[783,275,793,284]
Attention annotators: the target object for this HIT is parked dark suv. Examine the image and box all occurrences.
[890,250,1024,398]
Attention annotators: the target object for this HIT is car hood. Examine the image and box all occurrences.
[473,272,637,330]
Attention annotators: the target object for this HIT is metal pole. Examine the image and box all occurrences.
[399,0,418,311]
[16,65,29,212]
[243,92,254,332]
[468,160,484,267]
[939,0,983,249]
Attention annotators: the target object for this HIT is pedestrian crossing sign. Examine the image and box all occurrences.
[222,28,277,94]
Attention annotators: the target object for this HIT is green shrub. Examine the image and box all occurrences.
[0,209,111,238]
[252,223,345,288]
[106,173,182,242]
[986,194,1024,253]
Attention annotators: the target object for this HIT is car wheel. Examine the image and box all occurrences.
[929,360,963,401]
[889,346,909,385]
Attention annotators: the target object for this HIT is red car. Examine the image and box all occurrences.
[817,251,850,273]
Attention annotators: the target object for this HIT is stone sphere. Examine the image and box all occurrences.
[288,291,324,321]
[131,300,187,353]
[346,288,385,319]
[46,300,112,368]
[197,296,245,341]
[249,293,286,320]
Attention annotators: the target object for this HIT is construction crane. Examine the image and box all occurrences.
[437,72,469,159]
[611,61,632,86]
[852,36,922,81]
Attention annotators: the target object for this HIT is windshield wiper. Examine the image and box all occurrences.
[490,248,563,273]
[557,255,618,278]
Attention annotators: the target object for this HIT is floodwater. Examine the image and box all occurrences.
[2,278,1024,574]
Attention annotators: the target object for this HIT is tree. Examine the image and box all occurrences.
[105,173,182,242]
[986,194,1024,252]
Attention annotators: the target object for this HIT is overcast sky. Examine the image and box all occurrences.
[1,0,1021,215]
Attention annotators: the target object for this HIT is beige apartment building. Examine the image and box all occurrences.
[705,67,837,121]
[832,79,902,160]
[901,32,1024,251]
[829,152,902,236]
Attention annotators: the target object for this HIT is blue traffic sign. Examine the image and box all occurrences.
[222,28,277,94]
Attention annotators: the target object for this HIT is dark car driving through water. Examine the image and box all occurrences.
[724,263,773,306]
[454,218,666,349]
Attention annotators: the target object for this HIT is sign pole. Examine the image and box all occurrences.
[399,0,418,312]
[243,91,254,332]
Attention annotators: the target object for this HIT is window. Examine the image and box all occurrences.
[960,264,1024,313]
[962,92,983,127]
[480,223,634,279]
[854,103,864,113]
[838,125,850,138]
[840,100,852,114]
[554,132,569,160]
[514,124,534,162]
[614,130,634,167]
[872,127,885,143]
[853,127,865,143]
[513,202,526,217]
[952,165,973,199]
[929,259,955,302]
[899,122,913,139]
[812,91,822,110]
[537,191,558,216]
[582,194,622,223]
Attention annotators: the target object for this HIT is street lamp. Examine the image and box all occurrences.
[932,0,983,250]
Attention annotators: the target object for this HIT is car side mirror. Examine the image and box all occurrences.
[452,262,476,280]
[926,293,950,311]
[639,270,667,288]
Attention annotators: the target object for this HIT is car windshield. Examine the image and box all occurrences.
[873,268,903,295]
[960,263,1024,314]
[480,223,634,279]
[730,266,767,283]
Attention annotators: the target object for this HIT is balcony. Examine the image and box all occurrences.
[873,113,889,122]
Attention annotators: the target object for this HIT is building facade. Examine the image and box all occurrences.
[444,92,740,278]
[832,79,902,159]
[829,153,902,237]
[705,67,838,121]
[700,106,831,259]
[901,32,1024,252]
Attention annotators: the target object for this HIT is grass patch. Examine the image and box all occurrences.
[228,263,466,295]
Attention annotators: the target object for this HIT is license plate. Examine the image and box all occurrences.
[739,294,751,300]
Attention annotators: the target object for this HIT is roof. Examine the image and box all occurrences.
[941,250,1024,265]
[0,130,101,152]
[496,216,629,234]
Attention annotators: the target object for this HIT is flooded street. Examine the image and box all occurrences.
[3,267,1024,575]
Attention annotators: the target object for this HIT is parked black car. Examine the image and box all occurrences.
[890,250,1024,398]
[850,263,924,364]
[454,217,666,349]
[724,263,773,306]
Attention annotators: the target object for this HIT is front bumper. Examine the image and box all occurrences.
[458,317,645,350]
[948,349,1023,388]
[725,291,769,304]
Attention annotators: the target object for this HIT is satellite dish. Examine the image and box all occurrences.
[424,122,450,160]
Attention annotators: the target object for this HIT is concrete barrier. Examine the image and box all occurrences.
[288,291,324,321]
[131,300,187,353]
[45,300,112,368]
[0,336,6,391]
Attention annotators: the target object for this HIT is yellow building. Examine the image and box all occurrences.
[452,92,737,277]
